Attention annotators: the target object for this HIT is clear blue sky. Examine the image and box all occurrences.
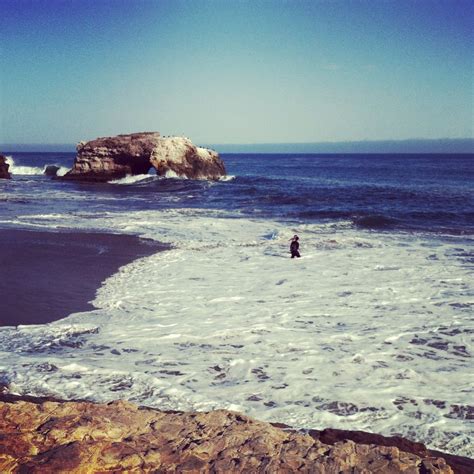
[1,0,473,145]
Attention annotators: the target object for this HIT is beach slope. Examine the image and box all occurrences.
[0,229,166,326]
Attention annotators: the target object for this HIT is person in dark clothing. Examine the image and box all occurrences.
[290,235,300,258]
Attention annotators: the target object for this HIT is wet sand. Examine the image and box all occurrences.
[0,229,167,326]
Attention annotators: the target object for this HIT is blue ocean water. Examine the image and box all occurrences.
[1,151,473,456]
[1,152,473,235]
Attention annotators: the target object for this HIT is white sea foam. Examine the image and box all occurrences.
[5,156,43,175]
[0,208,472,456]
[109,171,188,184]
[164,169,187,179]
[220,175,236,182]
[109,174,156,185]
[55,166,70,177]
[4,156,69,177]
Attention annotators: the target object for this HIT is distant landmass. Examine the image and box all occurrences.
[210,138,474,154]
[1,138,473,154]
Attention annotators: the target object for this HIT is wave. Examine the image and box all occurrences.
[164,169,187,179]
[50,165,70,177]
[297,210,354,220]
[109,169,194,185]
[109,174,158,185]
[353,214,400,229]
[0,209,472,456]
[6,156,43,175]
[219,175,236,182]
[43,164,71,177]
[4,157,70,177]
[56,167,70,177]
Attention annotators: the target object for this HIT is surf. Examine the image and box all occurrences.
[0,208,472,456]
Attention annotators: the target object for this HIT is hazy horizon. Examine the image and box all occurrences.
[1,0,473,145]
[2,137,473,154]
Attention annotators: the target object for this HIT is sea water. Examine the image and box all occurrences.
[0,152,473,456]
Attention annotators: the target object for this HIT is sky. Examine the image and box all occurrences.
[0,0,473,146]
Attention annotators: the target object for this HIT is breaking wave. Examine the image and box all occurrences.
[164,169,187,179]
[109,174,157,185]
[6,156,43,175]
[5,157,69,177]
[220,175,236,182]
[109,169,194,185]
[1,152,473,457]
[0,209,472,456]
[53,166,70,177]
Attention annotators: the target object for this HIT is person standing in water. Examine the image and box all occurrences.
[290,235,301,258]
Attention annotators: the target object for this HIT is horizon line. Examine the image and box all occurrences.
[2,137,474,147]
[2,137,473,154]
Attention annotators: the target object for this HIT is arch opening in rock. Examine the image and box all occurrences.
[62,133,226,182]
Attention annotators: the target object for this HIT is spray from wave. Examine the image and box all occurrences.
[109,169,192,185]
[53,166,70,177]
[5,156,70,177]
[219,175,236,182]
[6,156,42,175]
[164,169,187,179]
[109,174,157,185]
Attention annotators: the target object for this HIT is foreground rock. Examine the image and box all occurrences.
[0,395,466,473]
[62,132,226,182]
[0,154,11,179]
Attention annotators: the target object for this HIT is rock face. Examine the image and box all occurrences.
[0,394,463,473]
[43,164,60,177]
[0,154,11,179]
[62,132,226,182]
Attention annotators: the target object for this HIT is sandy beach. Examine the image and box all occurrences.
[0,229,167,326]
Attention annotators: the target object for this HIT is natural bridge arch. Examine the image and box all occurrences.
[62,132,226,182]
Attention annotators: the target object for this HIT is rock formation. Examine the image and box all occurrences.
[0,394,467,473]
[43,164,60,177]
[0,154,11,179]
[62,132,226,182]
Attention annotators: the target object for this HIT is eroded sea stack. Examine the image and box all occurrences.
[0,154,11,179]
[62,132,226,182]
[0,395,468,473]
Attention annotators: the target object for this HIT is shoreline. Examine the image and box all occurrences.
[0,228,168,326]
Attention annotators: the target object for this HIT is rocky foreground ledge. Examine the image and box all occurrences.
[62,132,226,182]
[1,395,472,473]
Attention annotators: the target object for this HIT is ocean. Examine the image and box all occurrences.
[0,152,473,456]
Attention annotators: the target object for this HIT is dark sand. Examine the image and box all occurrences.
[0,229,167,326]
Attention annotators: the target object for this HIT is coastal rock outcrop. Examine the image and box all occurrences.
[0,154,11,179]
[43,164,60,177]
[0,394,464,473]
[62,132,226,182]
